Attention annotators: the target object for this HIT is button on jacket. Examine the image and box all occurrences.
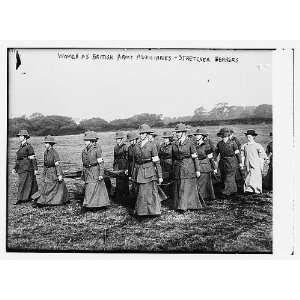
[113,143,128,171]
[14,142,38,174]
[132,140,162,183]
[172,138,200,179]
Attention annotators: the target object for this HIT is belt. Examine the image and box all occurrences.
[174,156,191,161]
[83,162,98,168]
[17,157,29,161]
[135,159,152,165]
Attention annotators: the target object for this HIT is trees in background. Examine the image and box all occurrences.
[8,104,272,137]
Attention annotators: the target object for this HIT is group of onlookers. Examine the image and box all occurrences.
[11,124,273,217]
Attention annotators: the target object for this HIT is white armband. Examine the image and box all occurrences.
[191,153,198,159]
[28,155,35,160]
[152,156,160,162]
[234,150,240,154]
[97,157,104,163]
[207,153,213,159]
[55,161,60,166]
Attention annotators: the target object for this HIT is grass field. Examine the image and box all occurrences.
[7,123,273,253]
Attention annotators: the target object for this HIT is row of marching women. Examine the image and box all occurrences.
[11,124,273,218]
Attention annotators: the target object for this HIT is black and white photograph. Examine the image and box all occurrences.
[5,46,277,253]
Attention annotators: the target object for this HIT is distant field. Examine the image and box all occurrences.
[7,123,272,253]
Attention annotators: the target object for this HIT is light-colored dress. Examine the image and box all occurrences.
[241,141,266,194]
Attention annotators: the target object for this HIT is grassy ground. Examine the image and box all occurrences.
[7,124,272,253]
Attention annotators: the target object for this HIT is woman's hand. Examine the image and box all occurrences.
[34,170,38,175]
[158,177,163,184]
[196,171,201,178]
[12,169,16,175]
[98,175,103,181]
[58,175,63,181]
[213,169,218,174]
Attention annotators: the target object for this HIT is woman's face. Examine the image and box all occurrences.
[247,135,254,142]
[44,143,50,149]
[130,139,137,145]
[116,138,123,145]
[19,135,25,142]
[176,131,183,139]
[140,133,147,140]
[195,134,203,141]
[85,140,91,146]
[222,136,229,142]
[163,137,170,144]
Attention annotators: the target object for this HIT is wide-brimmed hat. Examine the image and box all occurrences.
[193,128,208,137]
[217,127,231,138]
[174,123,188,132]
[161,130,173,138]
[16,129,30,138]
[139,124,154,134]
[83,131,98,141]
[244,129,258,136]
[43,135,56,144]
[115,131,125,139]
[126,132,139,141]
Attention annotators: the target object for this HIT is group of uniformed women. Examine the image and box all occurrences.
[12,124,273,217]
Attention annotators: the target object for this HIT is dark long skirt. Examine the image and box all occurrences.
[265,166,273,190]
[135,181,163,216]
[197,173,215,201]
[172,178,205,211]
[115,177,129,202]
[16,171,38,203]
[219,157,238,196]
[83,180,110,208]
[37,180,69,205]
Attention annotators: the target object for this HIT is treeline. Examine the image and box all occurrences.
[8,104,272,137]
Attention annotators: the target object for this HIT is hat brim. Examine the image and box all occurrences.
[44,141,56,144]
[84,137,97,141]
[244,132,258,136]
[17,134,30,138]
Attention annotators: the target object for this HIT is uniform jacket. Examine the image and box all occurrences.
[172,138,200,179]
[14,142,38,174]
[266,141,273,165]
[43,147,63,182]
[230,136,241,150]
[113,142,128,171]
[195,141,216,173]
[127,143,135,177]
[132,140,162,183]
[82,143,104,178]
[215,139,242,172]
[159,142,173,179]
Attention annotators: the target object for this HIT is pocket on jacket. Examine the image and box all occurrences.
[143,165,155,178]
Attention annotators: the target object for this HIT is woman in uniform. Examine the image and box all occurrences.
[241,129,267,194]
[12,129,38,205]
[131,124,164,216]
[158,130,173,199]
[214,127,242,198]
[36,135,68,206]
[265,132,273,190]
[81,131,110,210]
[126,132,139,208]
[113,131,129,203]
[172,123,204,211]
[193,128,217,202]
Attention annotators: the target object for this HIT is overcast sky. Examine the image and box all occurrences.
[9,48,272,121]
